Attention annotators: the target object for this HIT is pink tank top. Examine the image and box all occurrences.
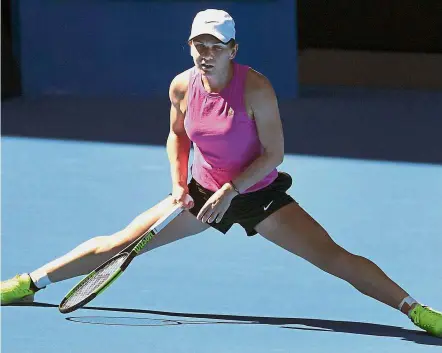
[184,62,278,193]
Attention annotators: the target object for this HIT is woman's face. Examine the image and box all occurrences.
[189,34,237,76]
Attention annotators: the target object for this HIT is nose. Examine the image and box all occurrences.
[199,46,216,60]
[201,52,214,61]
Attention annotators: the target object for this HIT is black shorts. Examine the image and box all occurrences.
[188,171,295,236]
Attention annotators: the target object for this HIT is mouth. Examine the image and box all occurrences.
[200,63,214,71]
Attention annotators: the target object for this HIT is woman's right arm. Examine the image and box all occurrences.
[166,73,193,208]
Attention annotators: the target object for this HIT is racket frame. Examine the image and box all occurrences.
[59,204,184,314]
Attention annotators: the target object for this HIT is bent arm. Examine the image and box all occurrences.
[166,74,192,190]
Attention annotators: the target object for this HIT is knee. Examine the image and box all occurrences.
[317,246,356,278]
[329,251,371,280]
[92,234,125,256]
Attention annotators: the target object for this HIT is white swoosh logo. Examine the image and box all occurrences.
[263,200,274,211]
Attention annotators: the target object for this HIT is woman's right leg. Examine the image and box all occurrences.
[33,196,209,284]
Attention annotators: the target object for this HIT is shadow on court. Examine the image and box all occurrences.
[2,87,442,165]
[8,302,442,347]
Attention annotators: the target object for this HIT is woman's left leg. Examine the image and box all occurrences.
[254,202,412,313]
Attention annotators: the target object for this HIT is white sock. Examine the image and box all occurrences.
[29,269,52,289]
[398,296,418,317]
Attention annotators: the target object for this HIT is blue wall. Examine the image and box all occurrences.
[17,1,297,99]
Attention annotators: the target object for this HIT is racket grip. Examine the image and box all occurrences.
[151,203,184,233]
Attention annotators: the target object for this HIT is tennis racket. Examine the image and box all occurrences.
[59,204,184,314]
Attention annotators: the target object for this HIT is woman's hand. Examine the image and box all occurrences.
[171,184,194,209]
[197,183,238,223]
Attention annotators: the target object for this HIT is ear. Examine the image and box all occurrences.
[229,44,238,59]
[188,40,193,54]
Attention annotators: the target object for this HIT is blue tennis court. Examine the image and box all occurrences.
[3,1,442,351]
[2,133,442,352]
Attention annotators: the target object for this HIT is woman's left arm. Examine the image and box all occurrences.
[226,70,284,193]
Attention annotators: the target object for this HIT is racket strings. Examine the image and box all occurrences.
[60,254,127,310]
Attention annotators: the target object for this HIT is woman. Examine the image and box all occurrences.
[2,9,441,337]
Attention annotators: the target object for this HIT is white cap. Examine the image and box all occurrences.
[189,9,235,43]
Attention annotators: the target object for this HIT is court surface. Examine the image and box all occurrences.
[2,136,442,352]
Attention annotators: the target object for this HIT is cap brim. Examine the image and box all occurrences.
[188,29,230,43]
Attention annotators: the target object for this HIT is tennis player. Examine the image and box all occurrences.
[2,9,441,337]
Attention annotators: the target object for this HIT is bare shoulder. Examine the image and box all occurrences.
[244,68,278,118]
[169,68,193,106]
[245,68,276,96]
[245,68,277,108]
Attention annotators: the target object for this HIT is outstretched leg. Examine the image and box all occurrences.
[1,196,209,303]
[255,203,442,337]
[256,203,411,311]
[37,196,208,283]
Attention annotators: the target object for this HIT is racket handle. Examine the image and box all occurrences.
[151,203,184,234]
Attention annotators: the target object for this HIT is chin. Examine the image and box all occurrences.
[198,67,215,76]
[201,70,215,77]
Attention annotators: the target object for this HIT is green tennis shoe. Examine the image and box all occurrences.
[410,304,442,337]
[1,274,35,305]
